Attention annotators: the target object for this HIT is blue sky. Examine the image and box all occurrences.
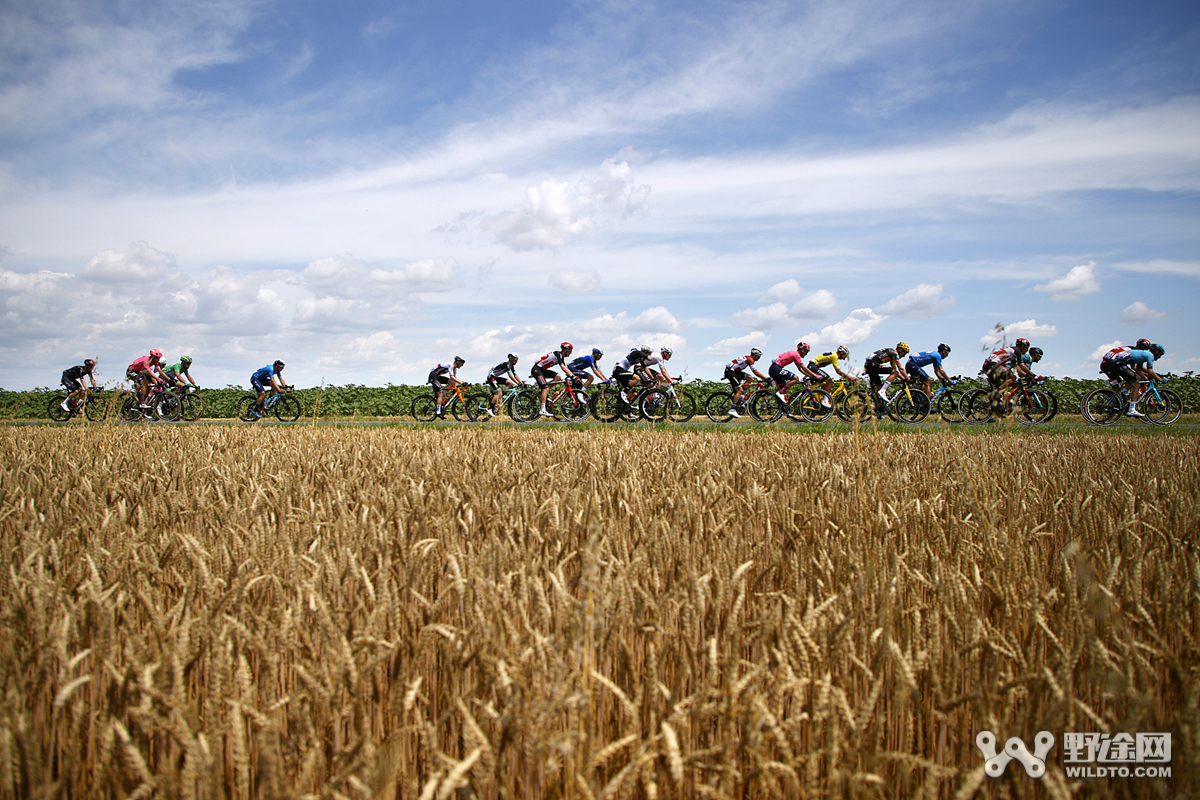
[1,0,1197,390]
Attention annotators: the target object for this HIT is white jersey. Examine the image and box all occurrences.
[727,355,755,372]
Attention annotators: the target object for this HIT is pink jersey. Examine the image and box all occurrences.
[128,356,154,373]
[773,350,804,369]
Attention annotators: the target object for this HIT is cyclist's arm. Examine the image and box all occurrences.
[752,366,768,381]
[934,365,949,382]
[835,365,855,381]
[592,367,608,382]
[271,374,284,392]
[892,358,910,381]
[658,366,672,384]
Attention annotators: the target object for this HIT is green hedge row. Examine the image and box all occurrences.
[3,375,1198,420]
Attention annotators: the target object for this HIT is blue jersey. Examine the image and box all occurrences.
[908,351,943,369]
[252,365,277,383]
[1118,350,1155,369]
[568,355,598,373]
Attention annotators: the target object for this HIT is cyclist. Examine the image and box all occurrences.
[60,358,98,412]
[532,342,573,417]
[769,343,819,398]
[250,360,288,418]
[642,347,675,386]
[904,344,952,398]
[567,347,608,388]
[612,345,654,407]
[724,348,769,418]
[126,349,168,407]
[1107,343,1166,417]
[1100,338,1152,380]
[430,356,465,419]
[485,353,522,416]
[807,345,856,407]
[163,355,198,390]
[865,343,911,403]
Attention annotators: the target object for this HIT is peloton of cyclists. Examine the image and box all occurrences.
[1099,340,1165,417]
[60,358,98,412]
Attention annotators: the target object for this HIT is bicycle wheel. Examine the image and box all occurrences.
[513,390,543,422]
[935,390,963,423]
[668,390,697,422]
[704,392,736,423]
[237,395,260,422]
[1081,388,1122,426]
[959,389,993,424]
[839,389,873,422]
[1156,389,1183,425]
[119,393,144,422]
[411,394,438,422]
[792,389,834,422]
[747,389,783,422]
[178,393,203,421]
[82,394,106,422]
[448,396,471,422]
[274,395,302,422]
[1042,390,1059,422]
[637,388,668,422]
[555,390,591,421]
[156,393,182,421]
[890,389,930,423]
[47,395,72,422]
[466,392,495,421]
[1010,388,1052,424]
[589,385,624,423]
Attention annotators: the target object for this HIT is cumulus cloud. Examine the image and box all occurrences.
[82,241,177,283]
[1034,262,1100,301]
[801,308,886,349]
[549,269,602,294]
[305,255,459,297]
[979,319,1059,349]
[1087,340,1124,361]
[874,283,956,317]
[703,332,769,354]
[760,279,802,303]
[789,289,843,320]
[728,302,792,330]
[1119,301,1168,323]
[488,158,650,251]
[630,306,681,332]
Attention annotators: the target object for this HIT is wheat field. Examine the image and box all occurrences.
[0,425,1196,799]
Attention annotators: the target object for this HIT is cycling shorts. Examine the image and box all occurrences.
[723,367,745,390]
[612,366,635,388]
[768,362,795,385]
[983,362,1010,387]
[530,365,557,388]
[864,360,892,388]
[905,361,930,383]
[252,376,269,393]
[61,372,82,392]
[567,367,590,383]
[486,374,511,392]
[807,365,831,383]
[1103,358,1138,384]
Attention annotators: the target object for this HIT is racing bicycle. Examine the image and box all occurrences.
[238,385,302,422]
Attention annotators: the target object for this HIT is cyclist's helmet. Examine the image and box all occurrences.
[273,359,285,368]
[896,341,910,356]
[560,341,573,352]
[507,352,519,361]
[796,342,811,355]
[453,355,465,364]
[84,358,96,368]
[836,345,849,359]
[937,343,951,357]
[749,348,763,358]
[149,348,163,359]
[180,355,193,365]
[660,347,672,356]
[592,347,603,358]
[1029,347,1043,360]
[1149,343,1165,359]
[639,344,652,354]
[1015,337,1030,350]
[1135,338,1152,350]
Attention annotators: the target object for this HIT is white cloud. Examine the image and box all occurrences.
[348,330,396,359]
[760,279,802,303]
[728,302,793,330]
[549,269,602,294]
[1087,340,1124,361]
[802,308,886,349]
[1120,301,1168,323]
[82,241,177,283]
[306,255,459,297]
[629,306,680,332]
[979,319,1059,349]
[1113,259,1200,277]
[789,289,843,320]
[1034,262,1100,301]
[488,158,650,251]
[703,332,770,354]
[874,283,955,317]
